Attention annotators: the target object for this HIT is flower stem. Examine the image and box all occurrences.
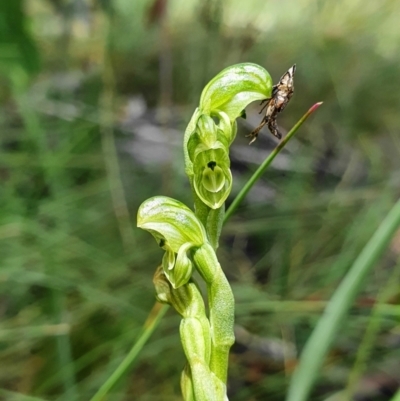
[95,102,323,400]
[193,243,235,383]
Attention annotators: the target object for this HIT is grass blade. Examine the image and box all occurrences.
[0,389,49,401]
[89,303,169,401]
[286,198,400,401]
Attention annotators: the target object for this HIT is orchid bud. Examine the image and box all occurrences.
[180,318,225,400]
[153,266,209,323]
[153,265,171,304]
[181,366,195,401]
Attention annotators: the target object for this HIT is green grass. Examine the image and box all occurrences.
[1,0,400,400]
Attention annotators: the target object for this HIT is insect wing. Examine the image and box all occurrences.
[279,64,296,87]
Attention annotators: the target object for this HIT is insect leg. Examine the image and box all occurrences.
[246,117,269,144]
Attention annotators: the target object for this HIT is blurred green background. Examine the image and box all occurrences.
[1,0,400,400]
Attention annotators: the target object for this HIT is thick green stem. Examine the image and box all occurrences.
[193,243,235,383]
[206,207,225,250]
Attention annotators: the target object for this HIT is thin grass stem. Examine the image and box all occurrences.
[286,197,400,401]
[89,303,169,401]
[224,102,323,223]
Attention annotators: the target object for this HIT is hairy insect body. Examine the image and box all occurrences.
[247,64,296,144]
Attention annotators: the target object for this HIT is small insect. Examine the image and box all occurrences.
[247,64,296,144]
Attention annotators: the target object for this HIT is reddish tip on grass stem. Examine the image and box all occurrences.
[308,101,323,114]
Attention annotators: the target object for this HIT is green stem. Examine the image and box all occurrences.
[193,244,235,383]
[224,102,323,223]
[89,304,169,401]
[191,181,225,250]
[206,207,225,249]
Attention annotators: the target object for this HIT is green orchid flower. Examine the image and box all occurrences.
[137,196,207,288]
[192,143,232,209]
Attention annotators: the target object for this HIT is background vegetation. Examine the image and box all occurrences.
[1,0,400,400]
